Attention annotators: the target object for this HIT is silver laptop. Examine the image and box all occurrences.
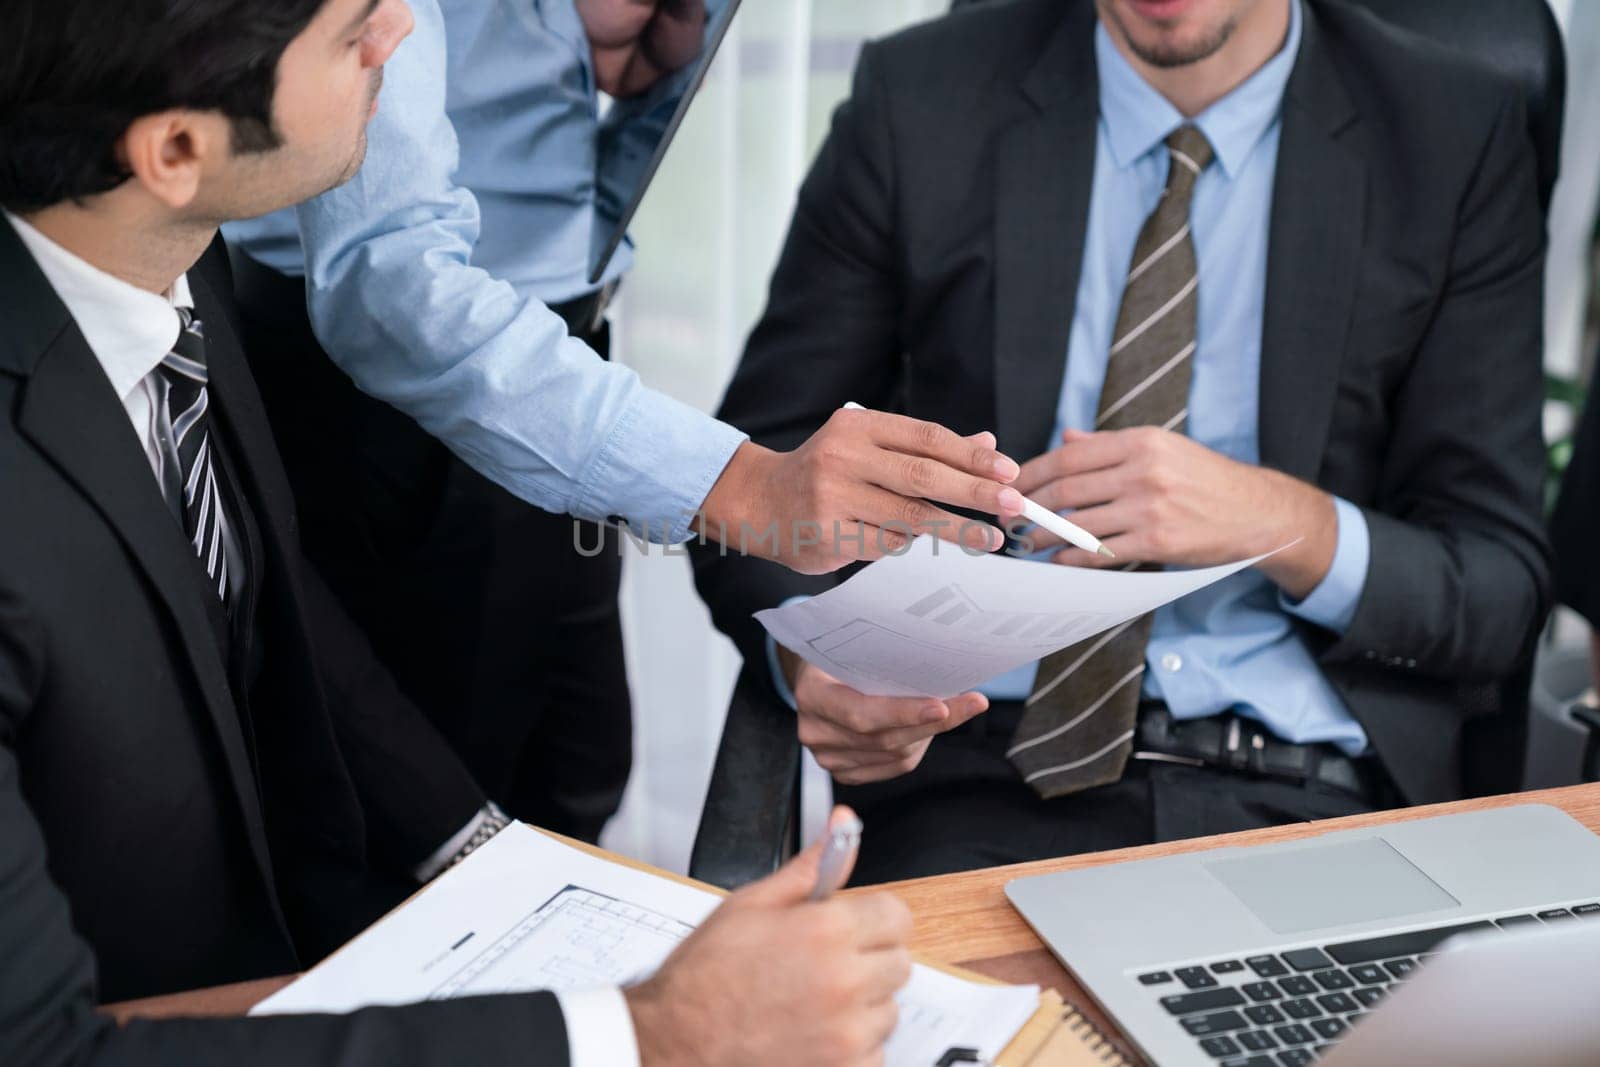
[1006,804,1600,1066]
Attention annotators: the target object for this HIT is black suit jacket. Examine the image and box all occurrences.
[1553,371,1600,628]
[692,0,1551,806]
[0,223,570,1064]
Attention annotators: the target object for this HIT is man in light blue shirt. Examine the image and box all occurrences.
[224,0,717,846]
[694,0,1549,882]
[223,0,1023,844]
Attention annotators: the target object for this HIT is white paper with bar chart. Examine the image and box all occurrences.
[756,537,1272,698]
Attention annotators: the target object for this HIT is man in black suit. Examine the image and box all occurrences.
[694,0,1551,882]
[0,0,910,1063]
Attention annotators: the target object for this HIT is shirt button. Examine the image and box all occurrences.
[1160,652,1184,673]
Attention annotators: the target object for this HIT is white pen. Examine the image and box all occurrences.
[842,401,1115,559]
[810,812,864,901]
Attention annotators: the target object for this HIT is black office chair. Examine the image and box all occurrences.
[687,0,1568,890]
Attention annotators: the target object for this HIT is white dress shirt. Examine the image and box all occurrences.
[7,212,640,1067]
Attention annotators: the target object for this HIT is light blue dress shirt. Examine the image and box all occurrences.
[775,1,1371,755]
[224,0,744,541]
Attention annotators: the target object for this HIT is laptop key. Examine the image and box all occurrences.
[1242,981,1283,1002]
[1182,1011,1249,1037]
[1273,1023,1315,1045]
[1323,922,1492,965]
[1248,955,1290,978]
[1276,1051,1315,1067]
[1163,988,1247,1015]
[1239,1030,1279,1051]
[1212,959,1247,974]
[1348,964,1386,984]
[1220,1058,1277,1067]
[1312,969,1354,991]
[1352,987,1386,1008]
[1496,914,1541,930]
[1278,975,1317,996]
[1281,998,1321,1020]
[1315,992,1357,1014]
[1384,958,1418,979]
[1310,1018,1347,1040]
[1281,948,1334,972]
[1201,1036,1243,1058]
[1538,908,1575,922]
[1245,1005,1285,1026]
[1138,970,1174,985]
[1178,965,1221,988]
[1573,902,1600,918]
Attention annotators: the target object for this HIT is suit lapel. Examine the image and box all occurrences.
[993,0,1100,460]
[2,224,282,906]
[189,267,371,861]
[1258,3,1365,481]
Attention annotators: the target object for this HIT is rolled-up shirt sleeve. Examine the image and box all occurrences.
[291,0,745,542]
[1281,496,1371,636]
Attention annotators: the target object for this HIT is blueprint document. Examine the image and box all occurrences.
[758,537,1274,697]
[254,824,1040,1064]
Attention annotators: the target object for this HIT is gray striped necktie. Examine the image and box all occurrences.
[156,308,237,607]
[1008,126,1215,799]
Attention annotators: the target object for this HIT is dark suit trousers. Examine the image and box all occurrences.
[230,255,631,842]
[838,701,1379,886]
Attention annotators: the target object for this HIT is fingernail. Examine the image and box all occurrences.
[993,455,1020,480]
[922,705,946,724]
[997,487,1024,513]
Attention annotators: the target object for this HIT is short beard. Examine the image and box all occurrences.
[1105,7,1240,69]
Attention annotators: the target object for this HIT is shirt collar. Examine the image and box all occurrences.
[1095,0,1303,180]
[5,212,194,403]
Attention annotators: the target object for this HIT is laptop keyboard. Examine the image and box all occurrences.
[1137,902,1600,1065]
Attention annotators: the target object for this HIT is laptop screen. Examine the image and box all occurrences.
[587,0,743,286]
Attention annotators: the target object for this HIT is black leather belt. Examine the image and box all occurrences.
[1132,704,1383,800]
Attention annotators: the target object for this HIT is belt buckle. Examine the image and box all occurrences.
[1223,717,1269,775]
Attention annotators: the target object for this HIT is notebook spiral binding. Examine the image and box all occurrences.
[1058,1005,1134,1066]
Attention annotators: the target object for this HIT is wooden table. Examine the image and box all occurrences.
[108,782,1600,1061]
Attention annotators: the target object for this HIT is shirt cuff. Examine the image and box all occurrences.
[575,389,747,544]
[765,596,815,711]
[1281,497,1370,636]
[556,988,641,1067]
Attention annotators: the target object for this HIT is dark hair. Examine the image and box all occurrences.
[0,0,331,212]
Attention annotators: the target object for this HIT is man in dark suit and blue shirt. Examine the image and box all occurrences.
[694,0,1552,883]
[0,1,912,1063]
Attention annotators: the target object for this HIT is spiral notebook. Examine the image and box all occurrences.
[994,993,1139,1067]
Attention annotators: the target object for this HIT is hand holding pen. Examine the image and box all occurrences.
[842,403,1114,560]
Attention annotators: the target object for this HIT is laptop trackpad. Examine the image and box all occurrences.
[1205,837,1460,936]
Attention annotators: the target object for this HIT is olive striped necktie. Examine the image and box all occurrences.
[1008,126,1215,799]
